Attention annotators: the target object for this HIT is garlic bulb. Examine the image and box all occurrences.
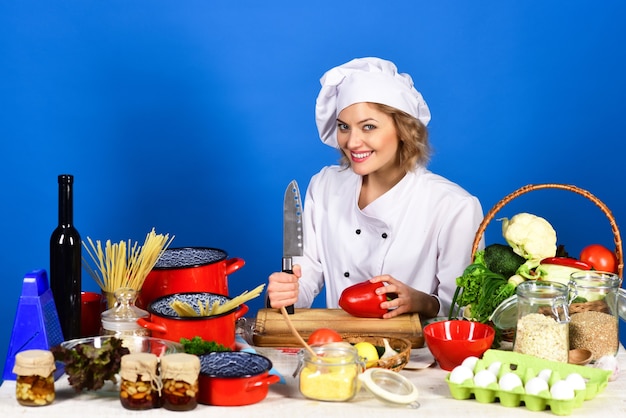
[381,338,398,359]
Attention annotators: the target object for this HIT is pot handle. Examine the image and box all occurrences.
[225,257,245,275]
[137,317,167,333]
[235,304,249,320]
[245,374,281,391]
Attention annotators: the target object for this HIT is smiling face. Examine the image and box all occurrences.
[336,102,403,181]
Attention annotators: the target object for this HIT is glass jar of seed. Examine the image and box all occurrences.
[568,271,621,361]
[160,353,200,411]
[119,353,161,410]
[13,349,56,406]
[514,281,570,363]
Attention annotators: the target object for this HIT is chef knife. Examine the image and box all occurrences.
[267,180,303,314]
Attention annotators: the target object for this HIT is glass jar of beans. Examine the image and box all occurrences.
[13,349,56,406]
[119,353,161,410]
[513,281,571,363]
[160,353,200,411]
[568,271,621,361]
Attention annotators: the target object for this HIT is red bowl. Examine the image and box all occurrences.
[423,320,495,371]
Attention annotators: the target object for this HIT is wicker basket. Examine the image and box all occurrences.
[469,183,624,325]
[342,335,411,372]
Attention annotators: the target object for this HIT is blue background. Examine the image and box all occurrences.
[2,1,625,378]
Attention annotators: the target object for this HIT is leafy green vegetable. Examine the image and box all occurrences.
[180,336,231,355]
[483,243,526,278]
[449,249,517,323]
[51,337,130,392]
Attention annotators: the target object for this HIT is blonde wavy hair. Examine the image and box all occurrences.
[338,103,431,172]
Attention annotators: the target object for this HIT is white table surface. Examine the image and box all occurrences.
[1,345,625,417]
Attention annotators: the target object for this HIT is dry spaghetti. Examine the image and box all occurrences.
[170,283,265,317]
[82,228,174,294]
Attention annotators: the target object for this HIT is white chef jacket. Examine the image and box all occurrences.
[293,164,484,317]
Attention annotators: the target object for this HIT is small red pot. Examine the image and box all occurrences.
[137,292,248,350]
[198,351,280,406]
[137,247,245,309]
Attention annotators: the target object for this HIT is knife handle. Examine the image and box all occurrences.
[264,261,296,314]
[282,257,295,315]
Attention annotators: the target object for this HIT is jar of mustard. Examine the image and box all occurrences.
[13,349,56,406]
[297,344,363,402]
[119,353,161,410]
[160,353,200,411]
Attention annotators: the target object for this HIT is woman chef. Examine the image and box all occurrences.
[267,57,484,319]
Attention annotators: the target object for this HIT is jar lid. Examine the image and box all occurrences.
[161,353,200,383]
[120,353,159,382]
[489,294,518,330]
[13,349,56,377]
[358,368,420,407]
[101,288,148,332]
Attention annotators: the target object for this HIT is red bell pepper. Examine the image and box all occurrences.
[338,280,388,318]
[540,257,593,270]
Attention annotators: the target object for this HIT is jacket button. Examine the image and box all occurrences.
[344,272,350,277]
[382,233,388,239]
[355,229,361,235]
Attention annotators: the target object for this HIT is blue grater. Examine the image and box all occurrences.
[3,269,65,380]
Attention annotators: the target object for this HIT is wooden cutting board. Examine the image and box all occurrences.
[252,308,424,348]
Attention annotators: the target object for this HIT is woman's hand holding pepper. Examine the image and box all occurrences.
[370,275,439,319]
[267,264,301,309]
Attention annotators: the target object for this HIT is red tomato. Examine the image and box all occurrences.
[307,328,343,345]
[579,244,618,273]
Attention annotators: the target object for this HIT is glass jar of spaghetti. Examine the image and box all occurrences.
[161,353,200,411]
[13,350,56,406]
[119,353,161,410]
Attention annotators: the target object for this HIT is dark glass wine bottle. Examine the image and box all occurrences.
[50,174,82,340]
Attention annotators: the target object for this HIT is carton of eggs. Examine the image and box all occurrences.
[445,349,612,415]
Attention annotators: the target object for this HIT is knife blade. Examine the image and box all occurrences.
[282,180,303,314]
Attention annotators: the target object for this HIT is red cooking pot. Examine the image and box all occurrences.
[137,247,245,309]
[197,351,280,406]
[136,292,248,350]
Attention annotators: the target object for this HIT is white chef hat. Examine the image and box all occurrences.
[315,57,431,148]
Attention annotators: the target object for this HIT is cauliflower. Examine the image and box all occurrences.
[501,213,557,277]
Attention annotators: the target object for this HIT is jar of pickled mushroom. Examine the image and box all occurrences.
[119,353,161,410]
[160,353,200,411]
[13,349,56,406]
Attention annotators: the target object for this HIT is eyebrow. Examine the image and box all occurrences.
[336,117,378,125]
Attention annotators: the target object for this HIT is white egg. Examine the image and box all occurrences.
[461,356,479,371]
[525,377,549,395]
[499,372,523,391]
[449,365,474,384]
[473,369,497,388]
[537,368,552,382]
[550,380,575,400]
[565,373,586,391]
[487,361,502,376]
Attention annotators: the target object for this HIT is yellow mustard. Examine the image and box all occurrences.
[298,344,362,401]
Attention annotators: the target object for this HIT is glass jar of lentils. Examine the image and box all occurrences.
[160,353,200,411]
[13,349,56,406]
[514,281,571,363]
[568,271,621,361]
[119,353,161,410]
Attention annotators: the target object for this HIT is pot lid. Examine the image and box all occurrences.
[358,368,419,407]
[154,247,227,269]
